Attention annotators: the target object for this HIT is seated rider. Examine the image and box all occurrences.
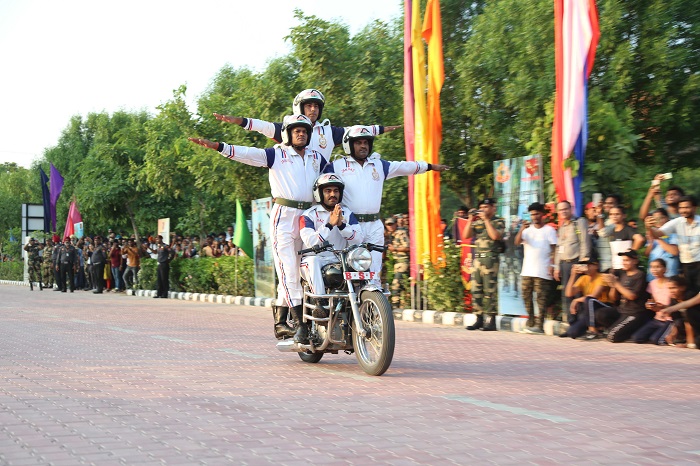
[297,174,364,343]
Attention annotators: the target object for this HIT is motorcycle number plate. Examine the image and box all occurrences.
[344,271,376,280]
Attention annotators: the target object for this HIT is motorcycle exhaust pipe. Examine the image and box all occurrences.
[276,340,298,352]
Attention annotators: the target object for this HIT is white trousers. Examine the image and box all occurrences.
[270,204,303,307]
[359,219,385,285]
[300,254,337,295]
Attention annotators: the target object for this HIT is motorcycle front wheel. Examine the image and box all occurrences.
[353,290,395,376]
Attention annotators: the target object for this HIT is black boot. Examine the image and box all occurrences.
[291,305,308,343]
[273,305,295,340]
[466,314,483,330]
[482,315,497,331]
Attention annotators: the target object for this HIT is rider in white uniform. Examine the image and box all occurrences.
[189,115,327,340]
[297,173,364,343]
[323,126,449,284]
[213,89,399,160]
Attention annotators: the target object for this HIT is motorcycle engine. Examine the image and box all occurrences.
[321,263,344,289]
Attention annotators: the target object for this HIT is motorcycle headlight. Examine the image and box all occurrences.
[347,247,372,272]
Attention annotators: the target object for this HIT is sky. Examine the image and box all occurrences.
[0,0,402,168]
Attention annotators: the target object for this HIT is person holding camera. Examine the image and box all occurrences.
[514,202,558,334]
[463,198,505,331]
[559,258,612,339]
[603,250,651,343]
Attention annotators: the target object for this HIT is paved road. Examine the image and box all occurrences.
[1,285,699,465]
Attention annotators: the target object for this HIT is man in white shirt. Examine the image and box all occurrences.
[651,195,700,293]
[515,202,558,334]
[297,174,364,343]
[322,126,449,284]
[212,88,400,160]
[189,114,327,340]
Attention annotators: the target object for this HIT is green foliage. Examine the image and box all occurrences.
[425,239,468,312]
[0,260,23,280]
[137,256,254,297]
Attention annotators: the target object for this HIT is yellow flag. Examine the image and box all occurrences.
[422,0,444,264]
[411,0,429,266]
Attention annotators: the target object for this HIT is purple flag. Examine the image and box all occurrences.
[49,163,64,232]
[40,168,51,233]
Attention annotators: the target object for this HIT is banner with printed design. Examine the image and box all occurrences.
[252,198,274,299]
[494,155,543,315]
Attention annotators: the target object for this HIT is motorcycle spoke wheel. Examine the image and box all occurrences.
[352,290,395,376]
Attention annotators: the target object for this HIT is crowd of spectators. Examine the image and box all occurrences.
[380,176,699,350]
[25,229,246,294]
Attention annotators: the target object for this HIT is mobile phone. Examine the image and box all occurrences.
[660,173,672,181]
[592,193,602,205]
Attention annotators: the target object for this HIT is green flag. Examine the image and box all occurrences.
[234,199,254,258]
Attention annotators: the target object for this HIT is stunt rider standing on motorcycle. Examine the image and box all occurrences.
[298,174,364,343]
[189,115,328,341]
[322,126,449,285]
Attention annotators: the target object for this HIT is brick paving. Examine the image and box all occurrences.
[1,284,699,465]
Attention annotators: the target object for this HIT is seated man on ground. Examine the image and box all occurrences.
[559,258,611,339]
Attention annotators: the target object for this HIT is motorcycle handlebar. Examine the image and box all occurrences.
[366,243,386,253]
[297,240,333,256]
[298,241,385,255]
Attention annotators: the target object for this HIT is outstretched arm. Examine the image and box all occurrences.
[188,138,272,168]
[213,113,282,143]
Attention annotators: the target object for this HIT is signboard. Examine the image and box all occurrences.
[494,155,543,315]
[74,222,84,239]
[251,198,275,299]
[157,218,170,245]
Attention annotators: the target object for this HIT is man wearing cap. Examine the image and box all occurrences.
[463,198,506,331]
[553,200,590,321]
[388,214,410,309]
[515,202,558,334]
[42,238,54,290]
[23,237,43,291]
[91,236,107,294]
[560,258,613,339]
[55,237,78,293]
[602,250,651,342]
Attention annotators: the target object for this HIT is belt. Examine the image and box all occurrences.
[356,213,381,222]
[474,253,497,258]
[562,258,579,263]
[273,197,312,210]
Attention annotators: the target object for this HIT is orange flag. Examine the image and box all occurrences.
[422,0,444,264]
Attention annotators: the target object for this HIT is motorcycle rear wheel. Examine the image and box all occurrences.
[298,350,323,363]
[353,290,395,376]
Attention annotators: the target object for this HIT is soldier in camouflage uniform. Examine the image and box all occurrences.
[462,198,505,331]
[387,215,410,308]
[23,237,43,291]
[42,238,55,289]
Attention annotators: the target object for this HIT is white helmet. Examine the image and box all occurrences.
[313,173,345,207]
[342,125,375,156]
[292,89,325,121]
[281,114,313,147]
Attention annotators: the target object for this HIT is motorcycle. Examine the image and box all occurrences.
[276,241,395,376]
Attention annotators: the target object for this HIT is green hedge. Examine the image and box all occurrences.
[137,255,255,297]
[0,261,23,281]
